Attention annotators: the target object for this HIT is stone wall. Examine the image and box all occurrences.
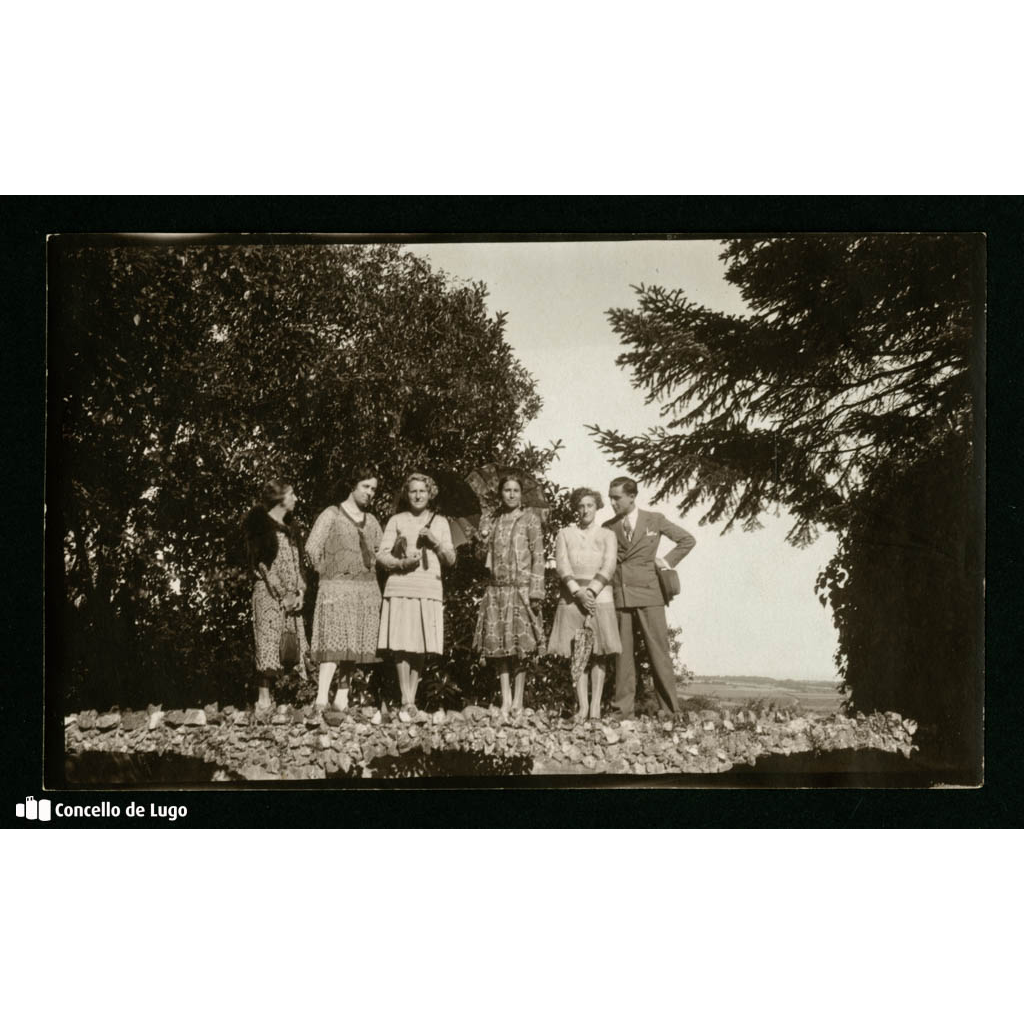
[64,703,919,780]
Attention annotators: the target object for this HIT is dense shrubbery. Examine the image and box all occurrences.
[816,427,980,763]
[53,242,579,712]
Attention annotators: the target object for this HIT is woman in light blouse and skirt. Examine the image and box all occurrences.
[376,472,456,711]
[548,487,621,720]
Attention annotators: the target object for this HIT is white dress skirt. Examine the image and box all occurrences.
[378,595,444,654]
[376,512,453,656]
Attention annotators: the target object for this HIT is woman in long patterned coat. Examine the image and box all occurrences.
[244,479,310,710]
[472,474,545,717]
[306,468,383,711]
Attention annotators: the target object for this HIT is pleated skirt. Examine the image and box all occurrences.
[547,600,622,658]
[378,596,444,654]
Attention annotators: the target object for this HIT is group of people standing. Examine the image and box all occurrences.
[245,468,696,721]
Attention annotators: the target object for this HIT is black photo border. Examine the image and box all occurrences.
[5,195,1020,827]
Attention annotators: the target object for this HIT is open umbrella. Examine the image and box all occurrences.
[466,463,549,520]
[425,468,482,548]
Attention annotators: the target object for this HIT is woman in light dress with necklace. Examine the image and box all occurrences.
[548,487,621,720]
[376,472,456,711]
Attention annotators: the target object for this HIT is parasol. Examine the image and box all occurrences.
[426,468,483,548]
[569,612,595,680]
[466,463,549,522]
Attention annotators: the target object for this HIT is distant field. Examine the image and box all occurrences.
[683,675,844,713]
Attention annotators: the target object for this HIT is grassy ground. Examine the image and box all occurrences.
[682,675,844,714]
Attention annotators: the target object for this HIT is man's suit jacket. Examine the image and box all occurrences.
[603,509,696,609]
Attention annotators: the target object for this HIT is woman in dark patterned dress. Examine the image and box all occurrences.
[244,479,309,710]
[472,474,545,718]
[306,468,383,711]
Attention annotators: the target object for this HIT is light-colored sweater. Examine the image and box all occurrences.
[555,523,617,604]
[376,512,455,600]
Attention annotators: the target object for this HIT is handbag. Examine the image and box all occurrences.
[279,615,300,668]
[657,563,681,604]
[391,533,408,559]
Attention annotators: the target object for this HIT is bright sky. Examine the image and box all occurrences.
[406,240,840,681]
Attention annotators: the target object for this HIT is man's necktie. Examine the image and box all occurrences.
[623,521,632,544]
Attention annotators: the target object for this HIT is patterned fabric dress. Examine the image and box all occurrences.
[472,507,546,659]
[306,505,383,664]
[252,523,310,677]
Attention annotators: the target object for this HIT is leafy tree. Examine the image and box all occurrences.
[590,235,981,763]
[51,242,559,711]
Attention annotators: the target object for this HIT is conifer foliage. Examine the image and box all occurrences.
[591,235,981,765]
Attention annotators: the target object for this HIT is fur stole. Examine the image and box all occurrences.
[242,507,303,573]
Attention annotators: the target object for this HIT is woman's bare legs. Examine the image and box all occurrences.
[588,659,607,720]
[494,658,512,715]
[407,654,424,708]
[257,682,274,710]
[395,658,413,706]
[396,655,424,707]
[575,669,589,718]
[315,661,337,708]
[333,663,352,710]
[512,663,526,712]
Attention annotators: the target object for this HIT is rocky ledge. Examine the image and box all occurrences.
[63,702,918,780]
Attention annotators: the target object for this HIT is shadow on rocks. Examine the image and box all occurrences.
[328,747,534,779]
[64,751,242,785]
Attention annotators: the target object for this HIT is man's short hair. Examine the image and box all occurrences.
[609,476,638,497]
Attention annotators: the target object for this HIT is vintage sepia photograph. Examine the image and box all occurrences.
[46,231,984,789]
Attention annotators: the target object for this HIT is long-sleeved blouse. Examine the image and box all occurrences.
[554,522,617,603]
[376,512,456,600]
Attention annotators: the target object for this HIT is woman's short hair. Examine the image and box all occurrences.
[260,479,292,510]
[497,472,525,495]
[609,476,638,497]
[571,486,604,510]
[396,472,438,512]
[336,465,378,502]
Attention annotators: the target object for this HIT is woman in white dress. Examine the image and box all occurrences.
[548,487,621,720]
[376,473,456,710]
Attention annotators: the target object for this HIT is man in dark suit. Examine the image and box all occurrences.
[604,477,696,718]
